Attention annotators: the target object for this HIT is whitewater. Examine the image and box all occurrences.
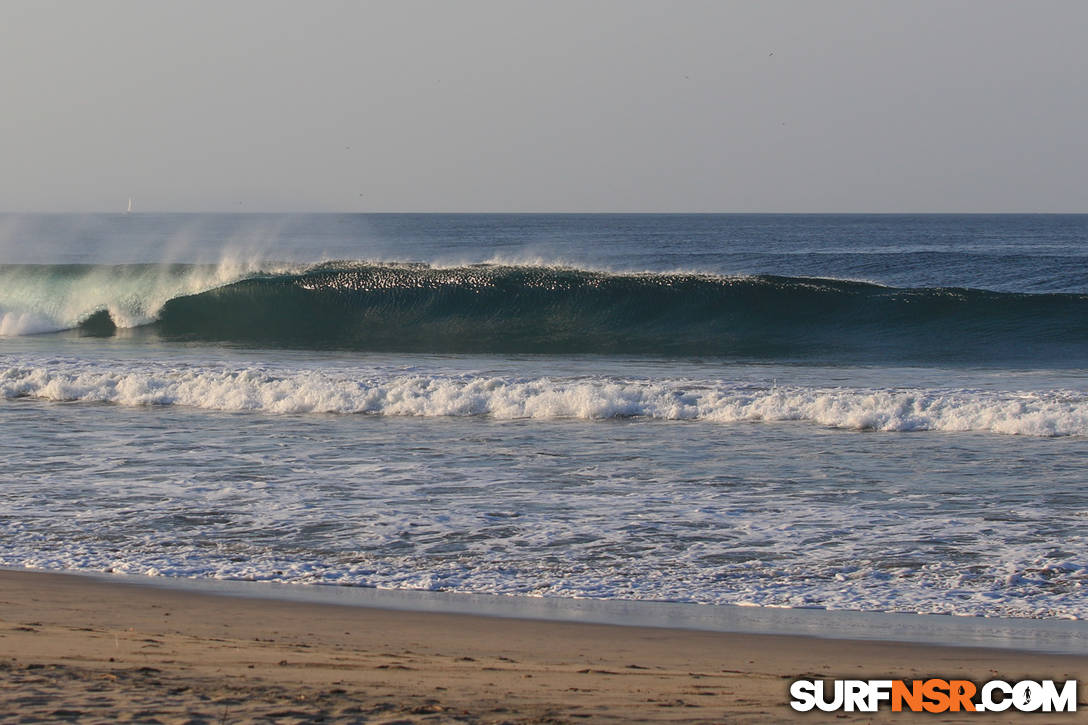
[4,359,1088,437]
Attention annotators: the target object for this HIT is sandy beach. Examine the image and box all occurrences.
[0,570,1083,723]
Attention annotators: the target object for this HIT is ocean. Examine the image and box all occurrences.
[1,213,1086,621]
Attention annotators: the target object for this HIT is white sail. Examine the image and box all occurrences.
[126,197,134,214]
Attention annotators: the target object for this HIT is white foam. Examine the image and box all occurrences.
[3,360,1087,437]
[4,526,1084,620]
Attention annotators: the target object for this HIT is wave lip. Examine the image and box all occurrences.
[3,363,1087,437]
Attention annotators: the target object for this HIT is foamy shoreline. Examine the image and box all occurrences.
[48,568,1088,656]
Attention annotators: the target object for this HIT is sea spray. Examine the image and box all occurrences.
[0,259,295,335]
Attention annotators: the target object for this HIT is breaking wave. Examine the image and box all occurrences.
[3,363,1087,437]
[2,262,1088,363]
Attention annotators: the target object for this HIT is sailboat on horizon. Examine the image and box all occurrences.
[124,197,134,215]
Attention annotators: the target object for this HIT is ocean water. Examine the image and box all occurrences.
[1,214,1086,620]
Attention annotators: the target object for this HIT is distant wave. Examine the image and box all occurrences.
[3,262,1088,364]
[3,363,1088,436]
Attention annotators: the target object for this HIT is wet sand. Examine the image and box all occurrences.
[0,570,1085,723]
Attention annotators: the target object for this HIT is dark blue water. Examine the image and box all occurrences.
[3,213,1087,292]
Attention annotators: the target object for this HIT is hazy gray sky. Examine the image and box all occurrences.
[2,1,1085,213]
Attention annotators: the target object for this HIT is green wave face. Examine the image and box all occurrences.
[148,263,1088,363]
[2,262,1085,363]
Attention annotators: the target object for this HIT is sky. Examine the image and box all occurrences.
[1,0,1085,213]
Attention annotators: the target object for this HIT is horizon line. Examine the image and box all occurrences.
[2,210,1087,216]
